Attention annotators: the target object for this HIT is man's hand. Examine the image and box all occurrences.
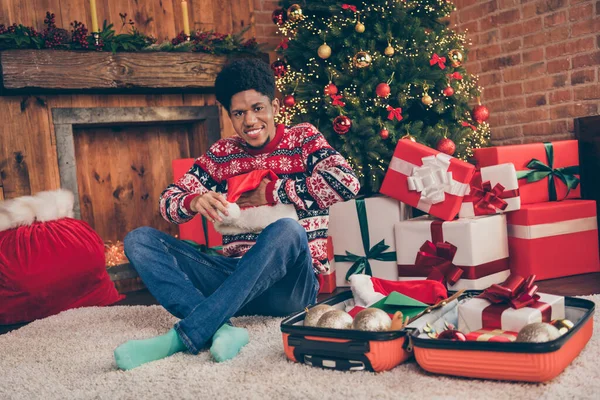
[190,192,229,223]
[236,178,270,208]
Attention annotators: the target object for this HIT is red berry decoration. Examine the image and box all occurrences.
[333,115,352,135]
[437,329,467,341]
[376,83,391,98]
[443,86,454,97]
[324,83,338,96]
[436,137,456,156]
[283,94,296,107]
[379,129,389,140]
[271,60,287,77]
[271,8,287,25]
[472,103,490,123]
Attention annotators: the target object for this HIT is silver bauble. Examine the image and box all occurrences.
[516,322,561,343]
[316,309,353,329]
[352,308,392,331]
[303,304,334,327]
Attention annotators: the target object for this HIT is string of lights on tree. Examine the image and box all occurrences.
[269,0,491,194]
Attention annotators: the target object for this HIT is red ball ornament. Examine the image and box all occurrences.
[436,137,456,156]
[324,83,338,96]
[472,104,490,123]
[333,115,352,135]
[283,94,296,107]
[376,83,391,98]
[379,129,389,140]
[443,86,454,97]
[271,60,287,77]
[437,329,467,341]
[271,8,287,25]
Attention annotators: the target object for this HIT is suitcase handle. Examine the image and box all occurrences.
[288,335,370,354]
[304,355,366,371]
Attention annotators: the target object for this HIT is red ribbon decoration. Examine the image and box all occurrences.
[480,274,540,310]
[416,240,463,286]
[331,94,346,107]
[276,38,289,50]
[342,4,358,12]
[386,105,403,121]
[430,53,446,69]
[448,72,463,80]
[462,121,477,131]
[464,173,521,215]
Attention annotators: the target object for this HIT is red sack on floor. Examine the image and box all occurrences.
[0,191,123,324]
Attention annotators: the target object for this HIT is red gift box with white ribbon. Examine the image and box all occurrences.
[381,140,475,221]
[507,200,600,280]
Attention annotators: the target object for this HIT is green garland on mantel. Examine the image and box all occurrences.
[0,11,264,55]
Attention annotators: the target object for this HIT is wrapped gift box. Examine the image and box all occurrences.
[459,163,521,218]
[465,329,518,343]
[318,236,336,294]
[329,196,411,287]
[507,200,600,280]
[474,140,580,205]
[395,215,511,290]
[458,292,565,334]
[380,140,475,221]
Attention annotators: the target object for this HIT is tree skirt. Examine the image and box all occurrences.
[1,296,599,400]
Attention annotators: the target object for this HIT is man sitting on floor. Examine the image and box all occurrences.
[113,58,360,370]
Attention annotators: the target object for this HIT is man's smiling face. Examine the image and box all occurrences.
[229,89,280,149]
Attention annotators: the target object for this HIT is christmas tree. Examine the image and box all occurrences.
[271,0,491,195]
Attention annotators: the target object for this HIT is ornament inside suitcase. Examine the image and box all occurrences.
[280,290,594,381]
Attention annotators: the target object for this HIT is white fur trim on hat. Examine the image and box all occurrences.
[0,189,74,232]
[348,274,386,308]
[213,202,298,235]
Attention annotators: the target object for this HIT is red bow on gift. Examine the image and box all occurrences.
[465,173,509,215]
[331,94,346,107]
[480,274,540,310]
[416,240,463,286]
[386,105,403,121]
[430,53,446,69]
[462,121,477,131]
[342,4,358,12]
[448,72,463,80]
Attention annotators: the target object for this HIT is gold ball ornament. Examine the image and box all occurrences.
[384,45,395,57]
[316,309,353,329]
[448,49,464,68]
[352,308,392,331]
[550,319,575,336]
[303,304,334,327]
[516,322,561,343]
[317,43,332,59]
[355,22,365,33]
[287,4,305,22]
[352,51,372,68]
[422,94,433,106]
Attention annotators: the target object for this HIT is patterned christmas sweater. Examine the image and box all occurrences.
[159,122,361,275]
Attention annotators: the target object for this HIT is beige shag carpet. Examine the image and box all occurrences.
[1,296,599,400]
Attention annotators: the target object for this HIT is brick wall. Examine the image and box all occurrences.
[254,0,600,144]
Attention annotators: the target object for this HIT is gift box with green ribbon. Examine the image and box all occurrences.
[474,140,580,204]
[329,196,411,287]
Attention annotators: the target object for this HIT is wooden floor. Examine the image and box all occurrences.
[2,272,600,335]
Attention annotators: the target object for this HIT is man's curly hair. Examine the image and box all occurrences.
[215,58,275,112]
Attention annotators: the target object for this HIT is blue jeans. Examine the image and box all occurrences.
[123,218,319,354]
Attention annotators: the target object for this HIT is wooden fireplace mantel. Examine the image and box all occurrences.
[0,49,230,94]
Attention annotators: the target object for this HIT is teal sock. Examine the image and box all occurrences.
[209,324,249,363]
[114,328,187,370]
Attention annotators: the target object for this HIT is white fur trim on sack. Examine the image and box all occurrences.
[213,202,298,235]
[0,189,74,232]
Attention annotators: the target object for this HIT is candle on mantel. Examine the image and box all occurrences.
[89,0,100,33]
[181,0,191,37]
